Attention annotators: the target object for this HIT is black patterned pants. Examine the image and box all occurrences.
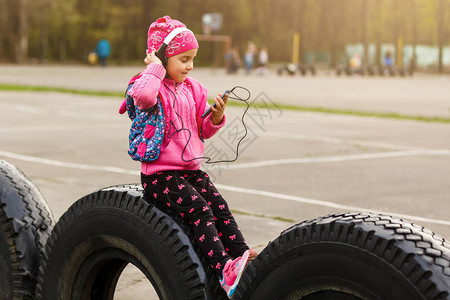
[141,170,249,275]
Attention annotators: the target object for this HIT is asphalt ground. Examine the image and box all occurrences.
[0,65,449,298]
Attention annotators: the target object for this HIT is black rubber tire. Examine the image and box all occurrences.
[277,66,284,75]
[36,184,227,300]
[346,66,353,76]
[299,65,307,76]
[0,160,55,299]
[234,212,450,300]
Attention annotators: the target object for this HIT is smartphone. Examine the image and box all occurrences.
[201,90,229,118]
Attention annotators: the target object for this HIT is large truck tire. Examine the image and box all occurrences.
[36,184,226,300]
[0,160,55,299]
[233,212,450,300]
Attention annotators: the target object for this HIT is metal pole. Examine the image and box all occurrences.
[397,37,403,68]
[292,32,300,64]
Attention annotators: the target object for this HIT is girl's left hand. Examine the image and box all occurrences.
[211,93,228,125]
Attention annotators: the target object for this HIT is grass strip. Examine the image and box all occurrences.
[0,82,124,98]
[1,82,449,124]
[228,101,450,124]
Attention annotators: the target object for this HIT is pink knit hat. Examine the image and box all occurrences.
[147,16,199,57]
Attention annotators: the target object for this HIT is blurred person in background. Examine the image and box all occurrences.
[256,46,269,75]
[243,41,257,74]
[96,39,111,67]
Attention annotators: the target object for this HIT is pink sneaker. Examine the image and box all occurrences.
[220,250,250,298]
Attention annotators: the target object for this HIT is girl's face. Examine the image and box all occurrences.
[166,48,198,83]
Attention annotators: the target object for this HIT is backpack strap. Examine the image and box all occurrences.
[119,73,143,115]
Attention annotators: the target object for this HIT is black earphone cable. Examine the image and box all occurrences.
[163,84,250,164]
[200,86,250,164]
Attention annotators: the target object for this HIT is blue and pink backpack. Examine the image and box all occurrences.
[120,75,207,162]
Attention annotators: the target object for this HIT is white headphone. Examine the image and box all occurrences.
[154,27,192,67]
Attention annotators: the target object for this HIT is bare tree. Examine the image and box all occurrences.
[0,0,448,71]
[436,0,447,73]
[16,0,28,63]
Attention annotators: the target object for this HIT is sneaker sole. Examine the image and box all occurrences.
[227,250,250,298]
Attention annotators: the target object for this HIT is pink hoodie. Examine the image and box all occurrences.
[125,63,226,175]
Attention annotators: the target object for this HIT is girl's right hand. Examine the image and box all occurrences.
[144,50,163,65]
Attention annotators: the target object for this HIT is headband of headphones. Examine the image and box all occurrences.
[162,27,191,46]
[154,27,193,67]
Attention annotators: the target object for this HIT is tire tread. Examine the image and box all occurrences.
[234,212,450,300]
[36,184,226,300]
[0,160,55,299]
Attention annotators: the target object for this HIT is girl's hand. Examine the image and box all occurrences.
[211,93,228,125]
[144,50,163,65]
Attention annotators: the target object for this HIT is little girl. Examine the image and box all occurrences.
[119,16,256,298]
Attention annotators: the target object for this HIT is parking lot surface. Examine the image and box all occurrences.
[1,65,449,298]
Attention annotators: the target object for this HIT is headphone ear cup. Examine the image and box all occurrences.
[155,44,168,68]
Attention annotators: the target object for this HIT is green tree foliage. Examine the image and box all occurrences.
[0,0,448,71]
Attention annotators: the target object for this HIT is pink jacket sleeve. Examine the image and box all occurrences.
[128,63,166,110]
[200,106,227,140]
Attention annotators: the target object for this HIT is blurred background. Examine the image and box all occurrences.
[1,0,449,73]
[1,2,449,297]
